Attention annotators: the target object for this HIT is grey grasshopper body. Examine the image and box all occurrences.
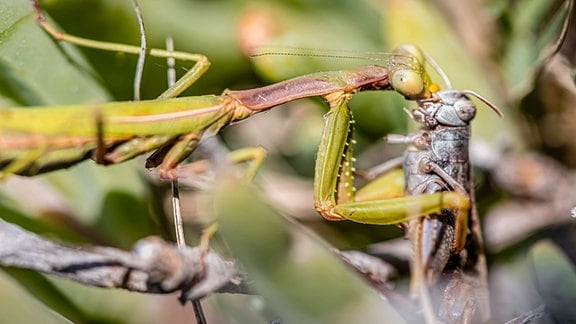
[389,90,489,322]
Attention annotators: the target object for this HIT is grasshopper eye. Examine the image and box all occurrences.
[454,98,476,122]
[391,69,425,99]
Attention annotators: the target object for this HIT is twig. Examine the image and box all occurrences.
[0,219,245,301]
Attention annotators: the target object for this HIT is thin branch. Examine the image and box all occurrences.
[0,219,245,301]
[0,218,415,305]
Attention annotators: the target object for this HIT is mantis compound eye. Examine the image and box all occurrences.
[391,69,425,99]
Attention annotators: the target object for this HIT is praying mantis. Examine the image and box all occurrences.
[1,3,473,237]
[0,1,499,322]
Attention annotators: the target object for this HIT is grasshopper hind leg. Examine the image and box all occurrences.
[412,210,455,285]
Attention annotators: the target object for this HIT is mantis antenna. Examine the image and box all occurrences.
[422,51,452,90]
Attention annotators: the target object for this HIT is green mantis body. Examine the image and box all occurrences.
[1,48,466,230]
[0,63,429,176]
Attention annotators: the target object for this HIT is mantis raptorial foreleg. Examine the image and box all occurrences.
[313,91,469,236]
[312,89,496,322]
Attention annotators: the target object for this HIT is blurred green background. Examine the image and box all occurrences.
[0,0,575,322]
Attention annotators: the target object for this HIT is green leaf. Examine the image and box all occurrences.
[0,0,111,107]
[2,268,98,323]
[215,177,405,323]
[500,0,572,96]
[529,240,576,323]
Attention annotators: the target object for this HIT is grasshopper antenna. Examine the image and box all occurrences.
[461,90,503,117]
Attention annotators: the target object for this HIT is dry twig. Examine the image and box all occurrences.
[0,219,244,302]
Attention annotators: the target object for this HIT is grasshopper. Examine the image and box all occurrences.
[384,90,501,322]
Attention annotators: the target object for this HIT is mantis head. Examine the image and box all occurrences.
[388,44,440,100]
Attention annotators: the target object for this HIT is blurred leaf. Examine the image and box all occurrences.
[499,0,573,97]
[215,176,405,323]
[0,198,89,243]
[0,0,111,107]
[42,163,150,225]
[529,240,576,323]
[94,189,158,249]
[2,268,103,323]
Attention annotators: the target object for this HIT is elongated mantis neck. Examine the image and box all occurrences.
[225,65,394,111]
